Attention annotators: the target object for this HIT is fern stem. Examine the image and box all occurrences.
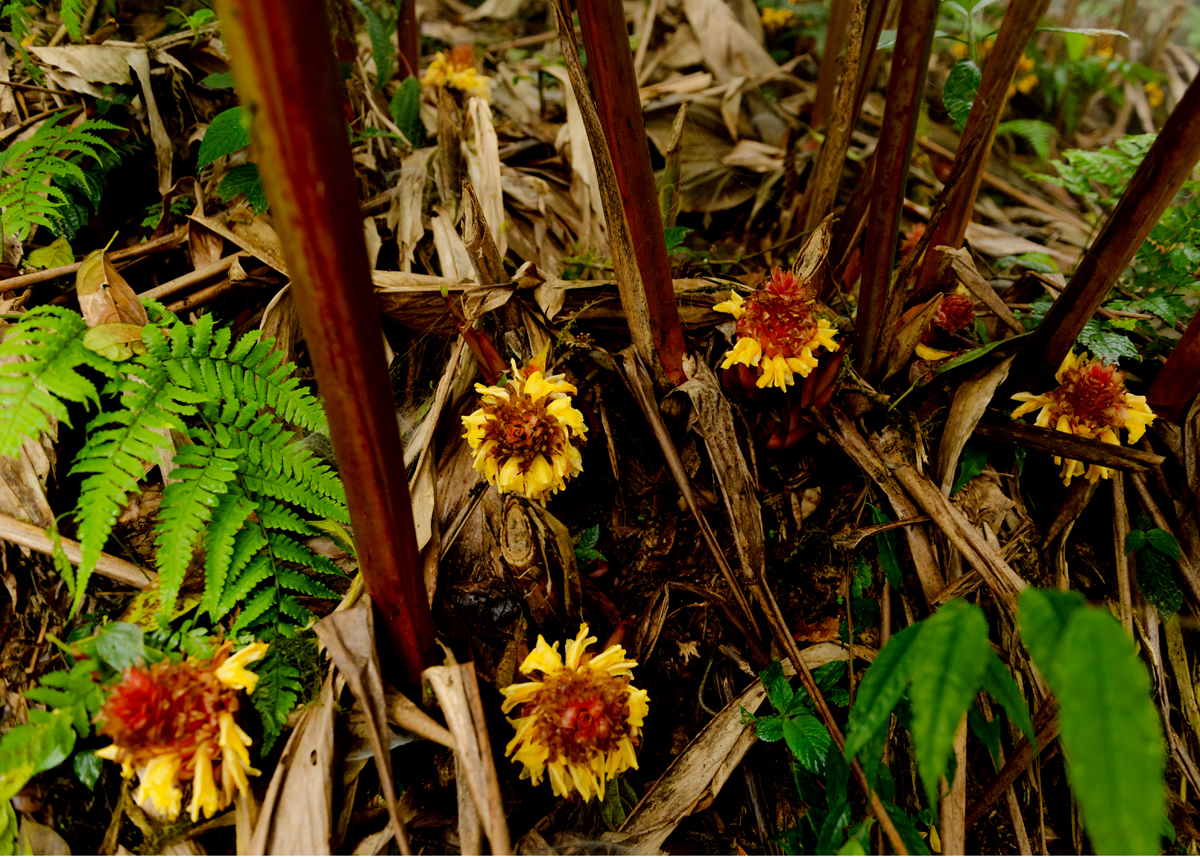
[216,0,437,688]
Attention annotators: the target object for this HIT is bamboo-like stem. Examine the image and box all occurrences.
[811,0,852,130]
[1020,74,1200,387]
[215,0,438,688]
[854,0,938,377]
[397,0,420,79]
[914,0,1052,292]
[565,0,687,386]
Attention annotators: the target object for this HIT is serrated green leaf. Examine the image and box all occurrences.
[1145,529,1180,560]
[845,622,922,762]
[1051,608,1165,855]
[783,713,831,773]
[1018,587,1085,670]
[217,163,268,213]
[754,714,784,742]
[1135,547,1183,616]
[1077,321,1139,364]
[908,600,991,804]
[1124,530,1146,554]
[197,107,250,168]
[95,622,143,671]
[365,7,394,89]
[760,659,793,713]
[943,60,981,132]
[995,120,1055,161]
[388,76,423,148]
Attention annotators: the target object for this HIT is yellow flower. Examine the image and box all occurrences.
[760,7,794,29]
[1011,351,1156,485]
[501,624,649,802]
[1145,81,1164,108]
[462,355,587,504]
[214,641,268,692]
[422,48,491,101]
[95,642,267,822]
[714,268,840,392]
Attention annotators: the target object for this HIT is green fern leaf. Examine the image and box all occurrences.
[153,445,242,615]
[69,359,208,616]
[265,532,344,580]
[60,0,86,40]
[0,307,113,458]
[250,652,301,754]
[226,425,346,506]
[201,489,258,623]
[242,465,351,524]
[276,568,339,600]
[218,551,272,619]
[231,586,277,634]
[0,112,120,241]
[254,499,315,536]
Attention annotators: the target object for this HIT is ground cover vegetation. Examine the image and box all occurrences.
[0,0,1198,853]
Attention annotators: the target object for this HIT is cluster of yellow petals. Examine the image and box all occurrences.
[1010,351,1156,486]
[421,50,491,101]
[1006,54,1038,99]
[1145,81,1165,108]
[760,7,794,29]
[95,642,267,823]
[501,625,649,802]
[462,360,586,503]
[713,289,840,392]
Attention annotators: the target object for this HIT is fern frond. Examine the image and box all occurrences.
[60,0,86,40]
[264,531,344,579]
[201,490,258,622]
[0,306,113,458]
[275,568,339,600]
[69,359,209,616]
[217,551,272,619]
[0,112,120,241]
[231,586,276,634]
[250,651,301,754]
[225,425,347,505]
[242,464,351,524]
[254,499,315,536]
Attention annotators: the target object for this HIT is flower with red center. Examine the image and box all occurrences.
[500,624,649,802]
[95,642,267,822]
[713,268,840,392]
[462,353,586,504]
[1011,351,1157,485]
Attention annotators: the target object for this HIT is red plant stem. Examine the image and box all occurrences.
[215,0,438,688]
[574,0,687,387]
[1021,73,1200,387]
[915,0,1051,292]
[854,0,938,377]
[811,0,852,129]
[397,0,419,80]
[1146,315,1200,422]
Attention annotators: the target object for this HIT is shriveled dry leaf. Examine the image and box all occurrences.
[883,293,942,381]
[76,251,149,328]
[935,355,1016,494]
[682,0,777,82]
[27,44,134,84]
[463,97,506,258]
[390,147,436,269]
[18,814,70,855]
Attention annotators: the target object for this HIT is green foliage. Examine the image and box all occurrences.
[251,650,303,754]
[1076,318,1139,363]
[389,76,424,148]
[1032,134,1155,207]
[942,59,981,131]
[218,163,269,213]
[0,306,347,636]
[573,524,606,566]
[995,119,1055,161]
[365,6,395,89]
[60,0,85,40]
[1125,517,1183,616]
[0,112,119,241]
[845,601,1033,806]
[868,504,903,589]
[201,71,235,89]
[1018,589,1165,855]
[198,107,250,168]
[950,443,987,495]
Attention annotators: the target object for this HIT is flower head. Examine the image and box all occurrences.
[714,268,840,392]
[463,353,586,503]
[1145,81,1164,108]
[95,642,266,822]
[1011,351,1156,485]
[760,7,794,29]
[501,624,649,802]
[422,45,490,101]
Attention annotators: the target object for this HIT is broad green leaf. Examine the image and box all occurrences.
[1019,587,1084,671]
[663,225,693,252]
[869,505,903,589]
[881,799,931,856]
[73,751,103,789]
[943,60,981,131]
[1124,529,1146,554]
[201,72,234,89]
[1146,529,1181,560]
[1052,608,1165,855]
[389,76,424,147]
[816,801,851,855]
[783,713,831,773]
[951,443,987,495]
[197,107,250,168]
[845,622,922,761]
[981,653,1035,749]
[95,622,143,671]
[26,236,74,270]
[1077,320,1139,364]
[753,714,784,742]
[217,163,268,213]
[908,600,991,804]
[365,7,394,89]
[760,660,793,712]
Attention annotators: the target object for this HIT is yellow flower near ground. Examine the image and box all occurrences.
[463,354,587,503]
[760,7,794,29]
[501,624,649,802]
[1010,351,1156,485]
[714,268,840,392]
[422,49,491,101]
[1145,81,1164,108]
[95,642,267,823]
